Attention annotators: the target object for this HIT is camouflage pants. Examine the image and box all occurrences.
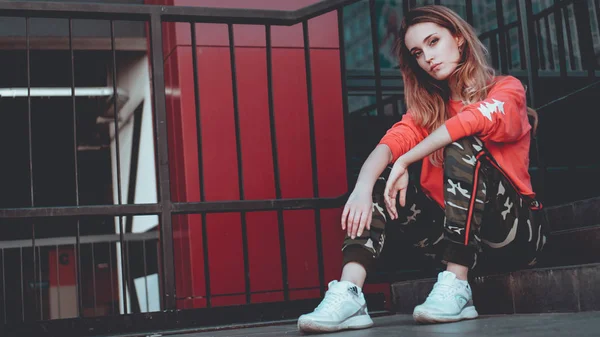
[342,137,547,272]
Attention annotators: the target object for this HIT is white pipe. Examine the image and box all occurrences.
[0,87,115,97]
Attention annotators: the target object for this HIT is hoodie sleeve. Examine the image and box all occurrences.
[444,76,531,143]
[378,112,429,163]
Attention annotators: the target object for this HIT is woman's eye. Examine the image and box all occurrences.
[413,51,422,58]
[429,38,439,46]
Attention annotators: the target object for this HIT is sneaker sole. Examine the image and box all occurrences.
[413,306,479,324]
[297,315,374,333]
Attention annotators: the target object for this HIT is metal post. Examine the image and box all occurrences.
[148,12,176,310]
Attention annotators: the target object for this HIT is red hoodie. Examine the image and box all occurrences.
[379,76,534,208]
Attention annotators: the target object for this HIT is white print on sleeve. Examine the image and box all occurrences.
[477,99,505,121]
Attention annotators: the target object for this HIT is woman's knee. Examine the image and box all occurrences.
[443,136,484,168]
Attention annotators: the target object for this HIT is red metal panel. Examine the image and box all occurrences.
[154,0,353,307]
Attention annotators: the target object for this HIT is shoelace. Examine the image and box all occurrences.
[315,290,346,313]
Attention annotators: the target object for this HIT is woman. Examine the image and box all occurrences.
[297,5,546,333]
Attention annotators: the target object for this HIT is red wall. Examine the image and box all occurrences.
[147,0,366,309]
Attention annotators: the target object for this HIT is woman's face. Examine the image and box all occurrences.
[404,22,462,81]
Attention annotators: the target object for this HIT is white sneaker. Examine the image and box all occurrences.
[413,271,479,324]
[297,280,374,333]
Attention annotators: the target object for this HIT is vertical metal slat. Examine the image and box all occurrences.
[91,242,97,316]
[190,21,212,308]
[227,23,252,305]
[110,19,130,315]
[369,0,383,117]
[68,18,84,319]
[302,20,326,297]
[149,12,177,310]
[143,240,149,312]
[25,16,39,321]
[265,24,289,302]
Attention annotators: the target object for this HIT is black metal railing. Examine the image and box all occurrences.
[0,1,363,335]
[0,1,597,336]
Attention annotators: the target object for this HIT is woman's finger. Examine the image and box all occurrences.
[357,208,369,237]
[399,187,407,208]
[341,204,350,230]
[347,209,357,237]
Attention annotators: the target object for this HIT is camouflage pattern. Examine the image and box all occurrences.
[342,136,547,271]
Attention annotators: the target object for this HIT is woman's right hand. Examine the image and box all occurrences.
[341,187,373,239]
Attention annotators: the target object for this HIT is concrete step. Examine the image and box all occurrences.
[391,263,600,315]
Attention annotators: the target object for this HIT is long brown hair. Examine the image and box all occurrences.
[395,5,495,164]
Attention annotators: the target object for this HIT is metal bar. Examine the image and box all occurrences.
[125,240,132,313]
[0,1,152,20]
[25,16,39,321]
[466,0,474,25]
[37,247,43,320]
[20,248,24,321]
[337,9,352,192]
[0,232,159,250]
[572,0,596,77]
[92,242,97,316]
[124,99,143,233]
[149,12,176,311]
[265,25,289,302]
[490,34,499,70]
[111,19,129,317]
[68,18,84,319]
[495,0,508,73]
[173,196,347,214]
[518,0,539,107]
[143,240,149,313]
[536,79,600,111]
[0,0,363,25]
[368,0,383,116]
[302,20,326,298]
[0,203,161,219]
[553,0,568,78]
[119,226,128,315]
[531,0,573,19]
[108,243,115,315]
[596,0,600,40]
[0,196,348,219]
[55,246,61,319]
[535,19,546,69]
[227,23,251,305]
[505,30,513,69]
[479,20,521,39]
[1,250,5,323]
[294,0,363,23]
[562,5,576,70]
[190,21,212,309]
[543,16,555,70]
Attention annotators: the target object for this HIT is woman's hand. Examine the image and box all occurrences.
[384,159,409,220]
[341,186,373,239]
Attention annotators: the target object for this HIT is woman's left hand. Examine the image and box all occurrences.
[384,159,409,220]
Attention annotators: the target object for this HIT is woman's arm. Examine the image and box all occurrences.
[395,124,452,168]
[383,125,452,219]
[342,144,392,239]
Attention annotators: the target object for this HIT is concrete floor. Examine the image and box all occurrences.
[171,312,600,337]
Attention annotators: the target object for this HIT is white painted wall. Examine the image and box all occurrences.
[109,53,160,314]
